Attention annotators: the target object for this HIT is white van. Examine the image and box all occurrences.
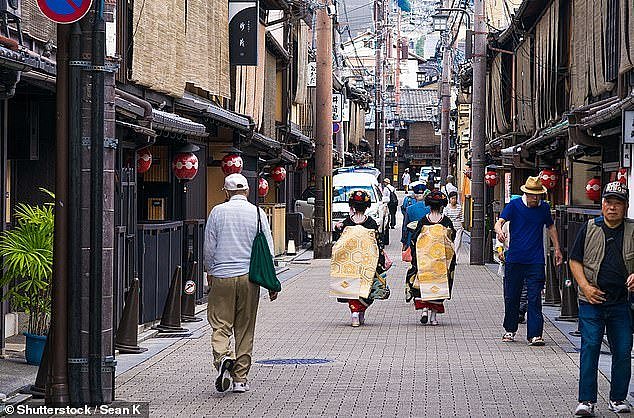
[332,172,389,238]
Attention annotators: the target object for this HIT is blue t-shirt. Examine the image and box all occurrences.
[499,198,553,264]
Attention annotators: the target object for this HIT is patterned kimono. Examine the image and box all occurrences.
[405,215,456,313]
[331,217,385,312]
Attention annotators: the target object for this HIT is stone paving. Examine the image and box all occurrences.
[115,211,615,417]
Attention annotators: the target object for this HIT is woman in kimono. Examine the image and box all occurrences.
[405,190,456,325]
[333,190,385,327]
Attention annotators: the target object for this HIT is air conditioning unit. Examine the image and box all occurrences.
[0,0,21,18]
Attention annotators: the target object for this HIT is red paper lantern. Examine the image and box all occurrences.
[618,168,628,185]
[221,154,243,175]
[137,150,152,174]
[539,169,559,190]
[296,159,308,170]
[172,152,199,180]
[463,167,472,180]
[271,166,287,182]
[585,177,601,202]
[485,170,499,187]
[258,178,269,197]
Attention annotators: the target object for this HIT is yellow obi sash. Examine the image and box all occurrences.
[330,225,379,299]
[414,224,454,300]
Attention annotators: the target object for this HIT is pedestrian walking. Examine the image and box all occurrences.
[494,176,563,346]
[493,194,528,324]
[331,190,388,327]
[405,190,456,325]
[382,178,398,229]
[401,182,429,258]
[402,168,411,192]
[443,191,464,253]
[569,181,634,416]
[442,175,458,197]
[204,173,278,394]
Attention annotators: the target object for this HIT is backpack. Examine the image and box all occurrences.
[388,187,398,207]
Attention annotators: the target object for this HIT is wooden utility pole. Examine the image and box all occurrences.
[470,0,486,264]
[314,1,333,259]
[374,0,382,172]
[440,32,450,183]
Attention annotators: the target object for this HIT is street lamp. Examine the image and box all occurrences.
[432,13,449,32]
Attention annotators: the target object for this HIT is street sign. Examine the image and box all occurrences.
[333,122,340,134]
[184,280,196,295]
[37,0,92,24]
[307,62,316,87]
[332,93,343,122]
[229,0,258,65]
[623,110,634,144]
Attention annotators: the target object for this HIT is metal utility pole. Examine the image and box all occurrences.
[378,0,386,178]
[374,0,382,172]
[470,0,486,265]
[314,1,333,259]
[440,31,450,182]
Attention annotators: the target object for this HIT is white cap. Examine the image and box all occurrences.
[223,173,249,191]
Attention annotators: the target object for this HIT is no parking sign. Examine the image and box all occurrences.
[37,0,93,24]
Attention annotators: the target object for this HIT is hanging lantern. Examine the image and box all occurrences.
[539,169,559,190]
[172,152,199,180]
[221,153,243,175]
[585,176,601,202]
[296,159,308,170]
[463,167,472,180]
[258,178,269,197]
[271,166,287,182]
[618,168,628,185]
[485,170,499,187]
[137,150,152,174]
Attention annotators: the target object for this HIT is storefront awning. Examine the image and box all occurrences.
[523,119,568,149]
[578,92,634,129]
[177,93,252,132]
[152,109,207,137]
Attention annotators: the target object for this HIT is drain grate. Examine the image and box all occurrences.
[256,358,333,365]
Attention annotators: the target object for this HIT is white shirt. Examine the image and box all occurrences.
[382,184,395,203]
[442,182,458,196]
[204,195,275,278]
[402,173,411,186]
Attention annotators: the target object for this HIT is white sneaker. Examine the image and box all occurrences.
[351,312,360,327]
[233,381,250,393]
[574,402,595,416]
[429,310,438,326]
[215,356,235,392]
[359,312,365,325]
[608,400,631,413]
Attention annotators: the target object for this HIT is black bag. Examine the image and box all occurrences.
[388,188,398,207]
[248,200,282,292]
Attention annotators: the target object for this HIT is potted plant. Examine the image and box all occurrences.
[0,189,54,365]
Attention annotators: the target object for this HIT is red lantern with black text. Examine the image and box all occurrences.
[539,169,559,190]
[618,168,628,185]
[271,166,286,182]
[137,150,152,174]
[296,159,308,170]
[258,178,269,197]
[172,152,199,180]
[485,170,499,187]
[221,154,243,175]
[585,177,601,202]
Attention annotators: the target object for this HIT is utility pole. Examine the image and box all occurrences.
[439,0,451,183]
[314,1,333,259]
[374,0,382,173]
[470,0,486,265]
[378,0,386,178]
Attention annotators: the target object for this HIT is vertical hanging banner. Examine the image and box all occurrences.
[229,0,258,66]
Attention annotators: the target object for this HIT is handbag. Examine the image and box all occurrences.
[383,250,393,270]
[249,200,282,292]
[369,271,390,300]
[402,247,412,262]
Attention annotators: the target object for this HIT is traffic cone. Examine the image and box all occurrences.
[153,266,191,336]
[543,252,561,306]
[115,278,148,353]
[556,261,578,321]
[287,239,296,255]
[181,261,202,323]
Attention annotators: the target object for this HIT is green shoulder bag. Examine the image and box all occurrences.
[249,205,282,292]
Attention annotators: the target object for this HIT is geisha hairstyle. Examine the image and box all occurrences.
[425,190,448,212]
[348,190,371,212]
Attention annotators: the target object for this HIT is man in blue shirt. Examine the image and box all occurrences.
[494,176,563,346]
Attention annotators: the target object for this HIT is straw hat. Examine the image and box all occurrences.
[520,176,548,195]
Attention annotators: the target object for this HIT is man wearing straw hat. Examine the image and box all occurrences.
[494,176,563,346]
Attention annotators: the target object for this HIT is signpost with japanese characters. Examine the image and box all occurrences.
[307,61,316,87]
[229,0,258,66]
[332,93,343,122]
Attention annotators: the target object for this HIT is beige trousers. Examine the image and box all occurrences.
[207,274,260,382]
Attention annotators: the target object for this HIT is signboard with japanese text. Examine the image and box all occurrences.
[504,172,511,203]
[229,0,258,66]
[623,110,634,144]
[332,93,343,122]
[623,144,632,168]
[307,62,316,87]
[342,99,350,122]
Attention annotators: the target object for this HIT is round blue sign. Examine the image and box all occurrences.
[37,0,93,24]
[333,122,341,134]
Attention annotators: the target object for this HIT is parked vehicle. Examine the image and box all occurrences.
[294,186,316,238]
[418,166,441,184]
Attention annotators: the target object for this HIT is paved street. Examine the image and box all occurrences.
[115,215,616,417]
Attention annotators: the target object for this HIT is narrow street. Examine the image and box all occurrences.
[114,209,613,417]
